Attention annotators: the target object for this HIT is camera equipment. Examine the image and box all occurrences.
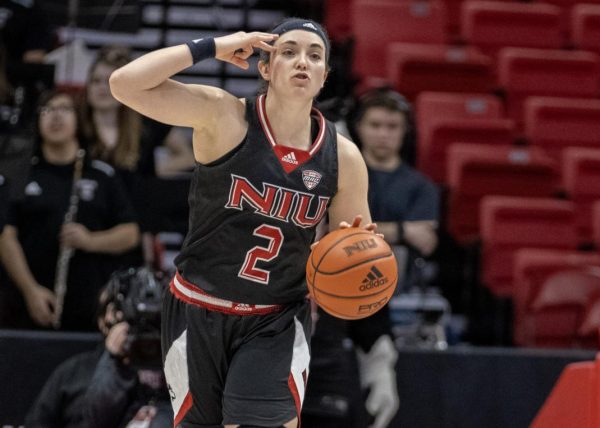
[105,267,165,368]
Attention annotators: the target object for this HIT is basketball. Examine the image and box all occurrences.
[306,227,398,320]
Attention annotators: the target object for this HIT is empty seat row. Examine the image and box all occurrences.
[370,43,600,120]
[353,0,448,79]
[513,248,600,348]
[499,48,600,123]
[462,1,563,57]
[524,97,600,160]
[481,196,580,297]
[416,93,600,188]
[446,144,600,244]
[447,144,558,243]
[347,0,600,82]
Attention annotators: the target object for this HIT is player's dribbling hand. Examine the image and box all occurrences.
[311,215,384,250]
[215,31,278,69]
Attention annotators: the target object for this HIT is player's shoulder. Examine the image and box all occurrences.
[336,133,364,165]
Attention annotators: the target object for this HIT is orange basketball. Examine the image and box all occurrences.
[306,227,398,320]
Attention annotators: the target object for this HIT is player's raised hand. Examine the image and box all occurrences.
[215,31,278,69]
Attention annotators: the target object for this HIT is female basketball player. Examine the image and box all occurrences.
[109,18,375,428]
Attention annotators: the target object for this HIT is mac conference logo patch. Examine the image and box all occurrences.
[302,170,322,190]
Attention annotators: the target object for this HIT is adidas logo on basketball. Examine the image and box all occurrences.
[281,152,298,164]
[360,266,388,291]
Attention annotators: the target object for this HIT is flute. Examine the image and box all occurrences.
[52,150,85,329]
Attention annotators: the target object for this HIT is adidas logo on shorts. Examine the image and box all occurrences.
[360,266,388,291]
[281,152,298,164]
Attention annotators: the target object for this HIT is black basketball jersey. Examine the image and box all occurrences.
[175,95,339,305]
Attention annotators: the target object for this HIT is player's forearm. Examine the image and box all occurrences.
[110,44,193,95]
[87,223,140,254]
[0,229,41,295]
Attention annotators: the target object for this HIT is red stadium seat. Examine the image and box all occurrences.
[352,0,448,79]
[481,196,578,297]
[531,270,600,348]
[498,48,600,123]
[416,91,503,132]
[416,91,503,159]
[324,0,353,42]
[578,289,600,339]
[571,4,600,53]
[461,1,562,58]
[386,43,493,99]
[416,92,503,150]
[524,97,600,161]
[443,0,468,40]
[447,144,558,244]
[531,356,600,428]
[418,117,515,183]
[594,201,600,249]
[513,249,600,347]
[562,148,600,242]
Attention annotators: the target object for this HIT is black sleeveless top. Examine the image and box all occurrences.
[175,94,339,304]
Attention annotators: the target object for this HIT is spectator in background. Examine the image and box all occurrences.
[351,88,439,288]
[81,46,194,187]
[26,268,172,428]
[81,46,143,186]
[0,89,139,331]
[0,0,53,63]
[81,46,195,242]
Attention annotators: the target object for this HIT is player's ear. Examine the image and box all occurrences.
[258,60,270,81]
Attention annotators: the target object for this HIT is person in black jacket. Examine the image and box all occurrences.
[26,268,172,428]
[0,89,140,331]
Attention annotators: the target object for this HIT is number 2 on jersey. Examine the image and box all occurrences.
[239,224,284,284]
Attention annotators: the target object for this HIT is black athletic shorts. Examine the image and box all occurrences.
[162,272,312,427]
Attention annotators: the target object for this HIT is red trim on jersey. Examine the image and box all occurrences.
[174,391,193,427]
[288,373,302,427]
[256,94,327,173]
[170,271,283,315]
